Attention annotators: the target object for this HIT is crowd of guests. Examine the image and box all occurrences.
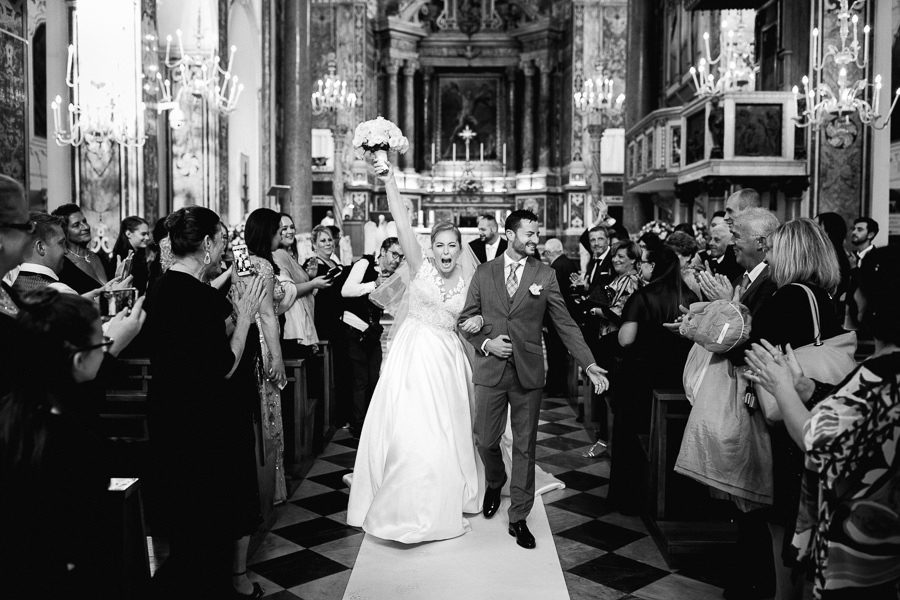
[1,167,897,599]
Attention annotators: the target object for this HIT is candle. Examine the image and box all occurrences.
[502,143,507,167]
[66,45,74,84]
[480,143,484,163]
[429,210,435,225]
[703,32,711,62]
[864,25,870,66]
[689,67,700,93]
[874,75,882,115]
[466,143,470,162]
[452,144,456,162]
[418,210,424,226]
[431,143,436,165]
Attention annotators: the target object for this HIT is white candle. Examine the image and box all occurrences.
[418,210,424,225]
[429,210,435,225]
[452,144,456,162]
[66,45,74,84]
[703,32,711,62]
[466,143,470,162]
[431,143,436,165]
[502,143,507,166]
[480,143,484,163]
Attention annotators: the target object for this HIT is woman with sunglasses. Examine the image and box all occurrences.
[0,289,114,599]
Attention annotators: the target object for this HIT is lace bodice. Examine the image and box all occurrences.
[406,259,466,332]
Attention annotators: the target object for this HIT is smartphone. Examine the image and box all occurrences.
[324,266,342,281]
[100,288,138,319]
[232,243,253,277]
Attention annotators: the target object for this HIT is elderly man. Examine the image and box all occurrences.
[724,188,761,228]
[706,223,743,281]
[341,236,404,437]
[12,212,79,295]
[541,238,580,396]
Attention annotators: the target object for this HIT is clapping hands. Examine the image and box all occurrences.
[696,271,736,301]
[234,275,266,321]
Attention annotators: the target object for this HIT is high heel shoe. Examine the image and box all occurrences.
[581,439,608,458]
[232,571,264,599]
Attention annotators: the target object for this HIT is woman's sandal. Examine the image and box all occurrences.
[232,571,264,599]
[581,440,609,458]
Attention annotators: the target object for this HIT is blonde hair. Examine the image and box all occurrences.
[768,218,841,294]
[430,221,461,245]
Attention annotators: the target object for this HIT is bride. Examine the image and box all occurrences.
[346,158,484,543]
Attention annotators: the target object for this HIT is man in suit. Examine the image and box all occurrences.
[694,207,780,600]
[460,210,608,549]
[541,238,579,396]
[469,214,507,264]
[576,225,615,293]
[705,223,743,282]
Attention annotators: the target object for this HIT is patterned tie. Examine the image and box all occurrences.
[506,263,519,299]
[738,273,751,298]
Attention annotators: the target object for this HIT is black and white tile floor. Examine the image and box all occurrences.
[161,395,731,599]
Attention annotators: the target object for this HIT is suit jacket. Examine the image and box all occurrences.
[550,254,579,318]
[709,246,743,282]
[469,238,507,264]
[460,255,595,389]
[585,252,615,291]
[725,264,778,364]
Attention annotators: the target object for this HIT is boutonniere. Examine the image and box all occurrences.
[529,284,543,296]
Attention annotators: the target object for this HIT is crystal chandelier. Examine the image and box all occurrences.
[311,59,358,115]
[50,5,145,147]
[689,13,757,98]
[573,76,625,115]
[156,22,245,126]
[793,0,900,130]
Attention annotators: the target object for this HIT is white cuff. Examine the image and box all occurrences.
[481,338,491,356]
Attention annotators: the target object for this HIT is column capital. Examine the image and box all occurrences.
[383,57,403,74]
[533,57,554,73]
[403,59,419,76]
[520,60,535,76]
[586,123,605,139]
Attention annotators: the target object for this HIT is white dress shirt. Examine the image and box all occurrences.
[341,258,382,332]
[484,237,502,262]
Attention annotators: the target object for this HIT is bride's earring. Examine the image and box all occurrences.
[204,250,211,265]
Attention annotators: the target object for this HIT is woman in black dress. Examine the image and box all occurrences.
[147,206,266,598]
[748,218,843,600]
[50,204,110,294]
[608,244,698,513]
[0,290,112,599]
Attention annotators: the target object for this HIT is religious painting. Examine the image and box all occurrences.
[685,109,706,165]
[518,196,545,228]
[0,0,27,186]
[734,104,783,157]
[437,74,500,161]
[669,124,682,168]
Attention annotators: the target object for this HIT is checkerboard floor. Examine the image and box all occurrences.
[191,396,731,599]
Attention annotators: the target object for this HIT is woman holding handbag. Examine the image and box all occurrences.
[745,218,852,600]
[745,245,900,600]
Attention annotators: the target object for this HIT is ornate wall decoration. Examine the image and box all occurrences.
[570,2,584,163]
[568,192,585,228]
[0,0,28,186]
[141,0,160,222]
[217,0,228,217]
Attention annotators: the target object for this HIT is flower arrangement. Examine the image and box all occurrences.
[352,116,409,175]
[638,219,674,241]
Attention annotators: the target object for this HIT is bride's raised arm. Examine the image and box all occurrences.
[378,158,423,274]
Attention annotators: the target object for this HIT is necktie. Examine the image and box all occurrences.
[738,273,751,298]
[506,263,519,299]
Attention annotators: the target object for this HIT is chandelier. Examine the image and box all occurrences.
[157,24,244,125]
[793,0,900,130]
[689,14,757,98]
[573,76,625,115]
[50,4,145,147]
[311,59,358,115]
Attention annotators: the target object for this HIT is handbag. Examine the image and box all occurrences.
[756,283,857,423]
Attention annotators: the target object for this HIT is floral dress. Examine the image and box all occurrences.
[803,351,900,598]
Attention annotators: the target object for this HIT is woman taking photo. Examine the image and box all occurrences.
[0,290,111,599]
[50,204,110,294]
[109,216,151,295]
[745,245,900,600]
[148,206,267,598]
[608,244,697,513]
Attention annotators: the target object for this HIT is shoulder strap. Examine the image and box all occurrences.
[790,283,822,346]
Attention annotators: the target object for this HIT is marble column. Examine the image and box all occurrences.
[423,66,433,170]
[587,123,604,210]
[505,66,516,173]
[384,59,401,123]
[521,60,535,173]
[283,0,312,231]
[402,60,418,173]
[536,58,552,172]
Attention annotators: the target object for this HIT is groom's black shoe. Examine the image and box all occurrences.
[508,520,536,549]
[482,474,506,519]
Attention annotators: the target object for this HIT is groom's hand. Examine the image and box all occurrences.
[484,335,513,359]
[586,364,610,394]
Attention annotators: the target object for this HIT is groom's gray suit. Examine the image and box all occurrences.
[460,253,596,522]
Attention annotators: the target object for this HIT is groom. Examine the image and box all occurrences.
[459,210,609,549]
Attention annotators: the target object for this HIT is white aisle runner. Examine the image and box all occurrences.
[342,497,568,600]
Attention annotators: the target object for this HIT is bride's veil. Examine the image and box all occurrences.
[369,231,480,354]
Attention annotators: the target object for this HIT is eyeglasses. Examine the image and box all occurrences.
[387,251,405,261]
[76,336,114,353]
[0,220,36,234]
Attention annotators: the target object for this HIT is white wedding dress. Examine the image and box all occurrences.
[346,259,481,543]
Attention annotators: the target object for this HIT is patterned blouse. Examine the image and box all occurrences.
[802,350,900,598]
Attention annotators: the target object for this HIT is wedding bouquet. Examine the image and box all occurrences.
[638,219,674,241]
[352,116,409,175]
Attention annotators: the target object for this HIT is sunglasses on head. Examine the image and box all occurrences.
[0,220,36,234]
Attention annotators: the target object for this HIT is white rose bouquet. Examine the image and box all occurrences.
[352,116,409,175]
